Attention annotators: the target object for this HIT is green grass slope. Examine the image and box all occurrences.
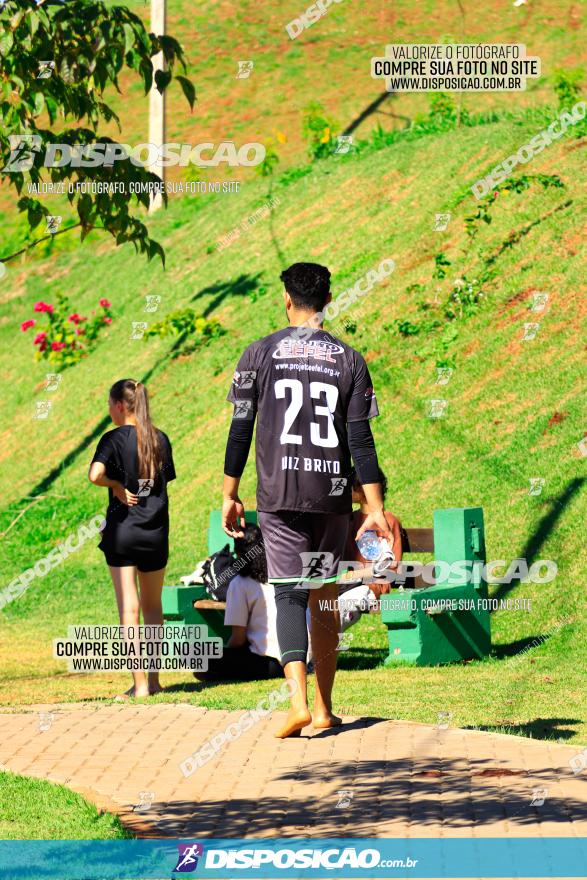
[0,771,130,838]
[98,0,585,170]
[0,107,585,742]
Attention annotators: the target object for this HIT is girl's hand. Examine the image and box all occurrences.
[113,483,138,506]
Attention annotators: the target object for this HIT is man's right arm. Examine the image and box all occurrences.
[223,421,253,537]
[222,346,258,537]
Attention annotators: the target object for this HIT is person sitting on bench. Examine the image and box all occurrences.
[196,524,311,681]
[338,468,403,629]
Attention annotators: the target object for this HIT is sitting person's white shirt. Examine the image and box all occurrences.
[226,575,312,665]
[196,575,312,681]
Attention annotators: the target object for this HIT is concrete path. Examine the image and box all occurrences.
[0,703,586,839]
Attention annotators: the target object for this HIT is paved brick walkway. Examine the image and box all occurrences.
[0,703,586,839]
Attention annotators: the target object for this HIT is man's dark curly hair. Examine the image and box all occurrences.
[234,524,268,583]
[280,262,331,312]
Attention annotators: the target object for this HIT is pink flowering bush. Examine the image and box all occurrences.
[21,293,114,367]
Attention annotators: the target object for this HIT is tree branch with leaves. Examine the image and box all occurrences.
[0,0,196,265]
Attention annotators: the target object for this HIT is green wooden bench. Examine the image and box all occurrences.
[162,507,491,665]
[381,507,491,665]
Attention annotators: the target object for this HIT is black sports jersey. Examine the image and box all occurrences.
[91,425,176,557]
[227,327,378,514]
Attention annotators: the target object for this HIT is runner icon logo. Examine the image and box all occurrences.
[299,551,334,585]
[232,370,256,389]
[233,399,254,420]
[329,477,347,496]
[173,843,204,873]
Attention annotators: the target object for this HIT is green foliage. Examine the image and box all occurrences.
[0,0,195,265]
[552,68,583,110]
[144,309,225,357]
[444,277,484,320]
[256,139,280,178]
[395,319,422,337]
[184,163,207,184]
[433,251,451,279]
[21,292,113,368]
[302,101,336,160]
[393,171,568,367]
[248,284,268,304]
[427,92,468,126]
[341,318,357,334]
[278,165,312,187]
[464,174,565,239]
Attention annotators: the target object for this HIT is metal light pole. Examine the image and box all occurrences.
[148,0,166,213]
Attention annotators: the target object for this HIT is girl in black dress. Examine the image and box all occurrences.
[89,379,176,698]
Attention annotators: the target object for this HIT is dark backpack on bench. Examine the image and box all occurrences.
[202,545,238,601]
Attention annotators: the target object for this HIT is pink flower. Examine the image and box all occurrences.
[34,301,54,313]
[33,331,47,345]
[21,319,36,331]
[75,327,85,336]
[103,316,112,324]
[51,341,67,352]
[68,313,82,324]
[99,298,111,308]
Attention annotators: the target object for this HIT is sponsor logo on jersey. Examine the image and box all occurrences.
[272,338,343,362]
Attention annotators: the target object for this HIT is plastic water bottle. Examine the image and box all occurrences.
[356,530,381,560]
[356,529,395,575]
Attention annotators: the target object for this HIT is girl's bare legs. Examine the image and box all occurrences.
[138,567,166,694]
[109,565,149,697]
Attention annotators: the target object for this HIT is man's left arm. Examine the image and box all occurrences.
[346,354,391,541]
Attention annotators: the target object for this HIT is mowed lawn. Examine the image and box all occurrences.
[0,103,585,742]
[0,771,130,839]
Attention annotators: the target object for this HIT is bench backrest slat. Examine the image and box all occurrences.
[401,527,434,554]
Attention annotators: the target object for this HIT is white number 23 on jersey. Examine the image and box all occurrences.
[274,378,339,448]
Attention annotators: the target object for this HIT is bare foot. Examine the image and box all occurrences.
[273,709,312,738]
[313,712,342,729]
[148,674,162,695]
[115,685,149,701]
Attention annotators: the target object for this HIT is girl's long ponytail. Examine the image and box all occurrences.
[109,379,162,479]
[133,382,162,479]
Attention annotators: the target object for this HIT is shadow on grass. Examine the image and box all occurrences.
[490,635,555,659]
[341,91,396,136]
[493,476,584,602]
[160,647,389,692]
[463,717,581,742]
[336,647,388,670]
[190,272,264,318]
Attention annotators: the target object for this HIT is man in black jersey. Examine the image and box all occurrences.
[222,262,390,738]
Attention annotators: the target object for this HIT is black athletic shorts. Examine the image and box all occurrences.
[258,510,349,583]
[101,547,168,572]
